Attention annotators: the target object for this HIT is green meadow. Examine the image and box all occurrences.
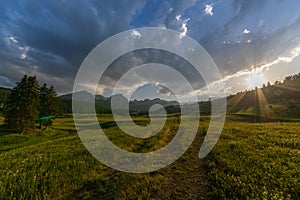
[0,115,299,199]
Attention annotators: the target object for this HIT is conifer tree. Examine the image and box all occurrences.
[39,84,58,129]
[4,75,39,133]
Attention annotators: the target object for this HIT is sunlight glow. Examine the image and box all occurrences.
[246,69,267,89]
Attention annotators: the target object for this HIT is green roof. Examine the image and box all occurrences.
[35,116,55,121]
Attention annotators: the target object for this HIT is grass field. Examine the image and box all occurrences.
[0,115,299,199]
[205,121,300,199]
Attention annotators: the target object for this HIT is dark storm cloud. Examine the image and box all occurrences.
[157,85,174,96]
[1,0,300,96]
[0,0,146,93]
[99,49,205,91]
[149,0,197,33]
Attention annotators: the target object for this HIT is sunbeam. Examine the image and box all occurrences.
[228,92,246,112]
[254,88,273,121]
[273,84,300,92]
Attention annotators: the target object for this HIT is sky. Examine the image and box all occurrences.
[0,0,300,101]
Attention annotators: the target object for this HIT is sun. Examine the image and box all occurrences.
[246,69,267,89]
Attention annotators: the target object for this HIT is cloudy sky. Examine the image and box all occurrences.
[1,0,300,100]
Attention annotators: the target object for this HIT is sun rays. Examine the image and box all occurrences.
[273,83,300,93]
[255,88,272,119]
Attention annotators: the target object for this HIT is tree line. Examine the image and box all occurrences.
[4,75,59,133]
[233,72,300,95]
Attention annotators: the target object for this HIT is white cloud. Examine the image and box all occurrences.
[19,46,29,59]
[131,30,141,39]
[179,18,190,39]
[175,14,181,21]
[243,28,250,34]
[20,53,26,59]
[8,36,18,43]
[204,4,213,16]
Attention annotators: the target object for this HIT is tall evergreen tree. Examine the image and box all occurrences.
[4,75,39,133]
[39,84,58,129]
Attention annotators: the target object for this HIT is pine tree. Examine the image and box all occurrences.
[39,84,58,129]
[4,75,39,133]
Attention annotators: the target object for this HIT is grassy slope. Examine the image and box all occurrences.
[227,82,300,121]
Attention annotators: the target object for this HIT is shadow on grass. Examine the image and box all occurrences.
[68,179,116,200]
[0,124,17,136]
[99,120,150,129]
[51,127,77,134]
[99,121,117,129]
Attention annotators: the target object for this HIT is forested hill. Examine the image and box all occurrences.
[226,73,300,121]
[0,87,11,112]
[0,87,10,103]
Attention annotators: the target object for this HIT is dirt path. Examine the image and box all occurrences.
[69,127,210,200]
[155,130,210,199]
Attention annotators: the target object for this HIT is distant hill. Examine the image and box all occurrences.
[59,91,179,114]
[0,87,10,102]
[0,87,11,112]
[129,98,179,112]
[59,91,111,114]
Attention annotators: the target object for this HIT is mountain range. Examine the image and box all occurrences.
[59,91,179,114]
